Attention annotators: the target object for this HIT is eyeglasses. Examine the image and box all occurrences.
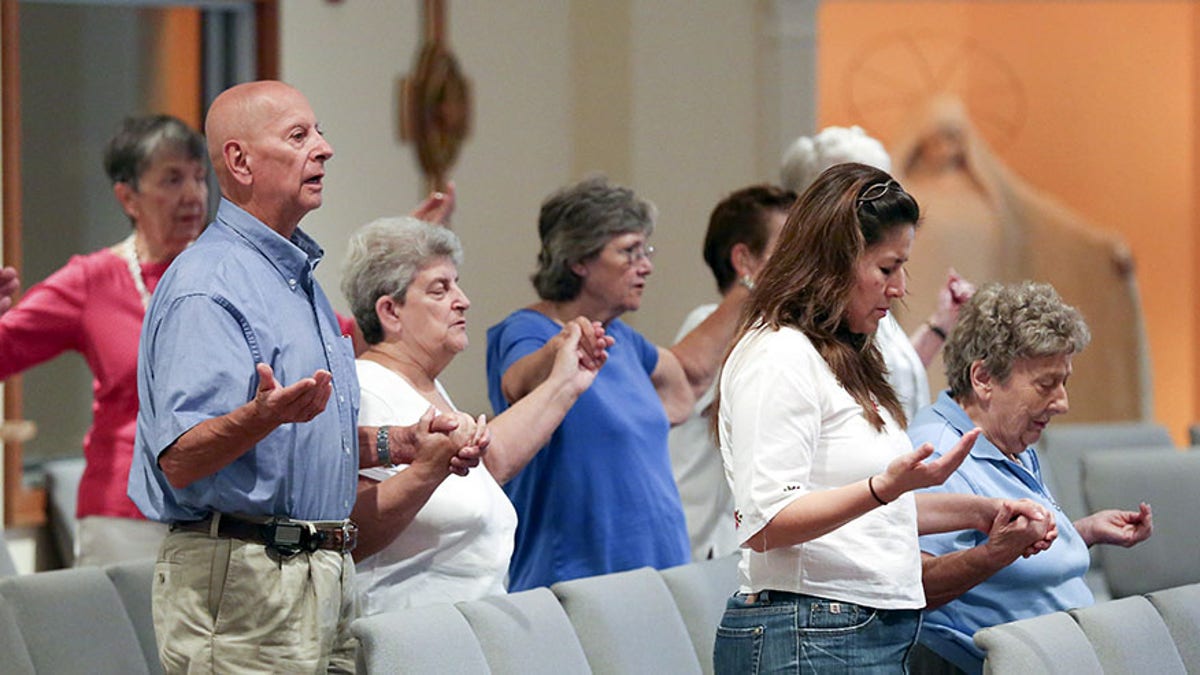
[618,243,656,265]
[857,180,899,205]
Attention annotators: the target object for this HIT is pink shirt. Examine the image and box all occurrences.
[0,247,359,520]
[0,249,166,519]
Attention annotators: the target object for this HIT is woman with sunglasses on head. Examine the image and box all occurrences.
[486,176,750,591]
[713,163,1051,674]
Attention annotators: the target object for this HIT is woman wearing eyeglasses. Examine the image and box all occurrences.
[712,163,1051,673]
[486,176,750,591]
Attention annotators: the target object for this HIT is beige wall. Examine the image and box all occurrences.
[281,1,773,415]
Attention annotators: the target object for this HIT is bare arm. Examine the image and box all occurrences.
[485,321,606,483]
[921,501,1056,609]
[664,283,749,401]
[747,430,981,552]
[159,363,332,489]
[499,317,610,404]
[909,269,974,366]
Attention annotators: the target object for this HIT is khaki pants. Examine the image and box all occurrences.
[75,516,168,568]
[152,529,358,674]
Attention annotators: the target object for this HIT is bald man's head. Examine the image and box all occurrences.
[203,81,334,236]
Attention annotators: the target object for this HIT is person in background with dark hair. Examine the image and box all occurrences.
[486,175,748,590]
[668,184,795,562]
[0,114,207,566]
[713,163,1051,673]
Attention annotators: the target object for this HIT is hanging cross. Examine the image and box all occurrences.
[400,0,471,196]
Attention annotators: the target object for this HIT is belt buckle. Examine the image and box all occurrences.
[321,521,358,554]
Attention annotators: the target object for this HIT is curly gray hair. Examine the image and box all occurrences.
[341,216,463,345]
[532,176,656,301]
[944,281,1091,401]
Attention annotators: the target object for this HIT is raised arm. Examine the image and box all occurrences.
[909,268,974,366]
[159,362,332,489]
[654,284,750,424]
[499,317,610,405]
[485,320,607,483]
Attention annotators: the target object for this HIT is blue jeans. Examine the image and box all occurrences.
[713,590,922,674]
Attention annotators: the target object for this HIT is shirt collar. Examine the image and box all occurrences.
[214,198,325,285]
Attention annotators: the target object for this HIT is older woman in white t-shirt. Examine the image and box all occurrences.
[340,217,609,615]
[713,163,1051,673]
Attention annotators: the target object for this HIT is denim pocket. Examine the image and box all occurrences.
[803,598,877,633]
[714,622,765,674]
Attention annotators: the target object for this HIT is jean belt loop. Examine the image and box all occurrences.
[208,512,222,538]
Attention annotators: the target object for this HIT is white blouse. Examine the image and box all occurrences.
[354,360,518,616]
[718,325,925,610]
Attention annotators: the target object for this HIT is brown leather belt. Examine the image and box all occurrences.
[172,513,357,556]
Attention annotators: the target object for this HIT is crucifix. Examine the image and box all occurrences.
[400,0,471,197]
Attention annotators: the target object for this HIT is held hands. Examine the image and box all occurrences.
[549,318,612,393]
[873,428,982,503]
[0,266,19,315]
[252,363,333,425]
[414,407,487,478]
[982,498,1058,560]
[929,268,976,335]
[1078,503,1153,548]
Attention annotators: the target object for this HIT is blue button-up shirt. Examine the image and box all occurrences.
[911,391,1093,675]
[129,198,359,522]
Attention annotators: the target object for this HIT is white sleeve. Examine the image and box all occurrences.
[723,331,824,544]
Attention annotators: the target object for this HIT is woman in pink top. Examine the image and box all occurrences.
[0,115,208,565]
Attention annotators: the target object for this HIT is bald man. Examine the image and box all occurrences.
[129,81,476,673]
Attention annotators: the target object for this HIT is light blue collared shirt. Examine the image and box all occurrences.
[129,198,359,523]
[911,391,1093,675]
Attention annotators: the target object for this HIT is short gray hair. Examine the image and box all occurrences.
[944,281,1091,400]
[532,176,656,301]
[103,114,206,189]
[341,216,464,345]
[780,125,892,194]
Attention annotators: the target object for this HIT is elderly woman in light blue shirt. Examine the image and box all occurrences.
[912,281,1154,674]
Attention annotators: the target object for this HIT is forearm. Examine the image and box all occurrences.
[499,341,558,404]
[159,400,279,489]
[668,284,748,398]
[908,321,946,367]
[484,374,582,484]
[350,468,447,561]
[358,424,420,469]
[915,493,991,535]
[921,547,1015,609]
[748,479,883,552]
[1073,516,1098,547]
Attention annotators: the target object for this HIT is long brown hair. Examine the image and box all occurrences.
[713,162,919,433]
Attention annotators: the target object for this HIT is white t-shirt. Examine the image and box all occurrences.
[667,304,738,561]
[354,360,518,616]
[718,325,925,609]
[876,313,930,422]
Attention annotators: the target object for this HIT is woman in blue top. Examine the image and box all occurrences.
[486,176,749,591]
[914,281,1154,674]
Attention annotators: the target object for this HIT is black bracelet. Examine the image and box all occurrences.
[376,426,393,467]
[868,475,889,506]
[926,321,948,341]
